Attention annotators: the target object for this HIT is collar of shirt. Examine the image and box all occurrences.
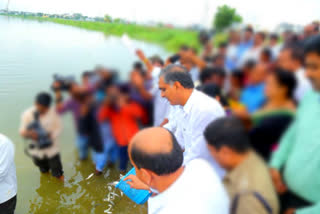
[182,89,196,115]
[223,151,256,186]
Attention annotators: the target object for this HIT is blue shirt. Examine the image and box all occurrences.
[240,83,266,113]
[236,40,253,66]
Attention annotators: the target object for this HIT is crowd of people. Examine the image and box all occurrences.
[1,21,320,214]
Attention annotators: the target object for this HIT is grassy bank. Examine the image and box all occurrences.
[2,14,228,52]
[3,15,203,52]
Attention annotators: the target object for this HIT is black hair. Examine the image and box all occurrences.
[231,69,245,88]
[243,59,257,70]
[204,116,251,153]
[149,56,164,66]
[180,45,190,51]
[272,68,297,99]
[199,83,229,107]
[261,48,272,60]
[133,61,146,77]
[283,43,304,64]
[82,71,92,78]
[256,31,266,41]
[244,26,254,34]
[304,34,320,57]
[119,83,130,94]
[219,42,228,49]
[131,131,183,176]
[160,64,194,89]
[36,92,52,107]
[269,33,279,41]
[200,67,226,84]
[134,61,143,70]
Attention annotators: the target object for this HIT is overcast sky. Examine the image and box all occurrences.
[1,0,320,30]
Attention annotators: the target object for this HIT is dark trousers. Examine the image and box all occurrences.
[33,154,63,178]
[280,190,312,213]
[0,195,17,214]
[118,146,128,172]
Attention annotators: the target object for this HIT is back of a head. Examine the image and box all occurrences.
[283,43,304,65]
[269,33,279,42]
[273,68,297,99]
[304,34,320,56]
[199,83,229,107]
[160,64,194,89]
[36,92,52,107]
[204,117,251,153]
[149,55,164,66]
[200,67,226,84]
[261,48,272,60]
[130,128,183,176]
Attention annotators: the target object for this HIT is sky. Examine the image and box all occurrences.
[1,0,320,30]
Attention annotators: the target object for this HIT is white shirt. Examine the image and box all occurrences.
[150,67,171,126]
[0,134,17,204]
[189,67,200,83]
[238,46,263,68]
[164,90,226,178]
[270,44,282,60]
[294,68,312,102]
[148,159,229,214]
[19,106,62,159]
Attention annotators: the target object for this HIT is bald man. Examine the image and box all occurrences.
[124,127,229,214]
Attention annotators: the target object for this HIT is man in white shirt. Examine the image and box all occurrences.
[278,44,312,102]
[20,92,64,180]
[0,134,17,214]
[124,127,229,214]
[238,32,266,68]
[159,64,226,177]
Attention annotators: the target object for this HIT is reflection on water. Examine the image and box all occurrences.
[0,16,168,213]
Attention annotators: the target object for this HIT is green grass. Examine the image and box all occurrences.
[3,15,201,52]
[2,14,228,53]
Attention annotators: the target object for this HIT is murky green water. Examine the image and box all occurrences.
[0,16,168,214]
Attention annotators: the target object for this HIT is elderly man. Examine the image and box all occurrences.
[159,64,226,177]
[125,127,229,214]
[0,134,17,214]
[270,35,320,214]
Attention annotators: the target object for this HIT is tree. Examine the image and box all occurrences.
[213,5,242,31]
[104,14,112,23]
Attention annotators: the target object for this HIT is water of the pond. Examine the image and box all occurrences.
[0,16,169,214]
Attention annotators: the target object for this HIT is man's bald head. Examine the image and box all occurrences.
[129,127,183,176]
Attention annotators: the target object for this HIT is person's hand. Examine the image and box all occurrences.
[53,81,61,89]
[160,118,169,127]
[130,71,145,89]
[136,49,146,60]
[124,174,151,191]
[270,168,287,194]
[284,208,296,214]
